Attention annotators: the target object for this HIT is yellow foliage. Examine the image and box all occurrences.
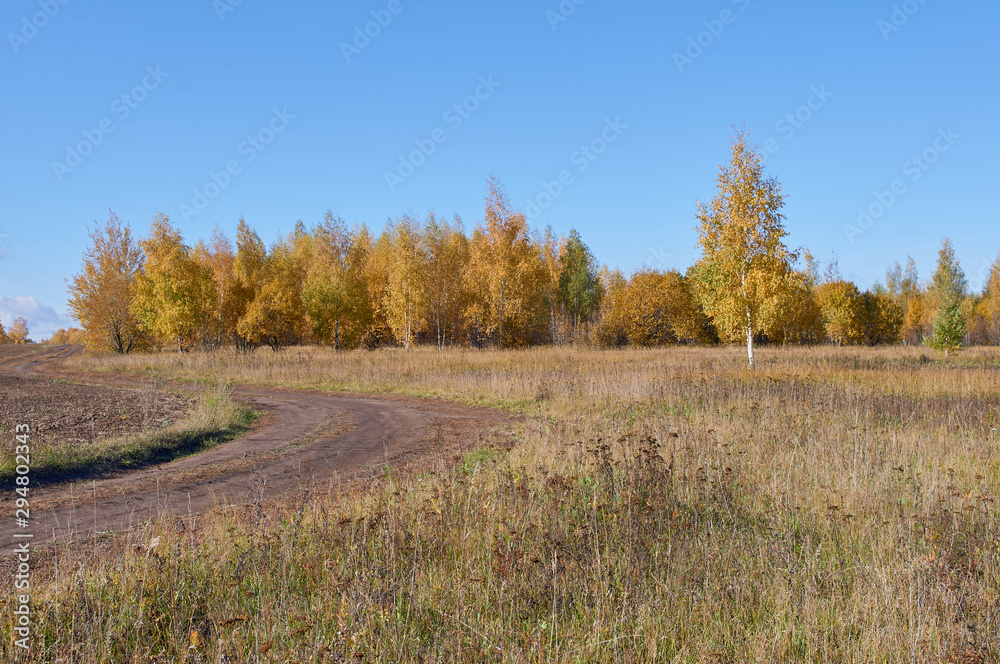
[464,176,547,347]
[595,269,709,347]
[68,212,146,353]
[8,317,29,344]
[693,125,792,366]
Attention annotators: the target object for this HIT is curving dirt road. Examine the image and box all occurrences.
[0,345,508,543]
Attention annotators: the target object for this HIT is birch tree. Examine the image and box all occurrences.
[465,176,546,347]
[694,126,792,367]
[68,212,146,353]
[423,212,469,348]
[133,214,214,352]
[384,214,427,350]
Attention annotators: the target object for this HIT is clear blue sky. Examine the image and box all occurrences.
[2,0,998,339]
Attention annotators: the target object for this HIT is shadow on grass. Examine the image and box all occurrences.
[2,414,258,489]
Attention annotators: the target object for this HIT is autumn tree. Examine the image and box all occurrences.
[982,252,1000,344]
[8,317,29,344]
[858,288,903,345]
[192,226,239,347]
[539,227,563,344]
[887,256,924,344]
[816,280,863,345]
[765,267,825,345]
[465,176,547,347]
[133,214,215,352]
[362,228,397,348]
[558,228,602,337]
[238,238,306,350]
[693,126,792,367]
[0,318,7,344]
[303,213,372,350]
[382,215,428,350]
[48,328,87,345]
[593,268,628,347]
[594,269,710,347]
[230,219,269,350]
[423,212,469,348]
[68,212,146,353]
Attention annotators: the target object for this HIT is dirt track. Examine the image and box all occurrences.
[0,345,508,543]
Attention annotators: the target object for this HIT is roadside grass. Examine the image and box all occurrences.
[6,345,999,661]
[0,380,258,486]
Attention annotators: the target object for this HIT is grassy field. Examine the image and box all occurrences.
[8,345,1000,662]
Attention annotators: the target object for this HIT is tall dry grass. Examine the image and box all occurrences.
[5,345,998,662]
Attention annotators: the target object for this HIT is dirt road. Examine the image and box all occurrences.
[0,346,508,543]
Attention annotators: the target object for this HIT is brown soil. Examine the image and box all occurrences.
[0,370,191,447]
[0,345,511,544]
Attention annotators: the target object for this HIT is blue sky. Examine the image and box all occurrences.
[1,0,998,340]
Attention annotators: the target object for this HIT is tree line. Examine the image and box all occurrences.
[66,130,1000,360]
[0,316,30,344]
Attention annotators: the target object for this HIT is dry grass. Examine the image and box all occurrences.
[6,345,1000,662]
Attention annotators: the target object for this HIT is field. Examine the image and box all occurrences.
[5,344,1000,662]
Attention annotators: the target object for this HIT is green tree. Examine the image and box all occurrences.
[925,301,966,356]
[693,125,792,367]
[927,238,967,318]
[558,228,602,334]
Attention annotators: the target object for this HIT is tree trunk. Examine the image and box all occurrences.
[746,327,755,369]
[334,320,339,352]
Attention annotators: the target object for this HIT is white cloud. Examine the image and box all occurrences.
[0,295,74,342]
